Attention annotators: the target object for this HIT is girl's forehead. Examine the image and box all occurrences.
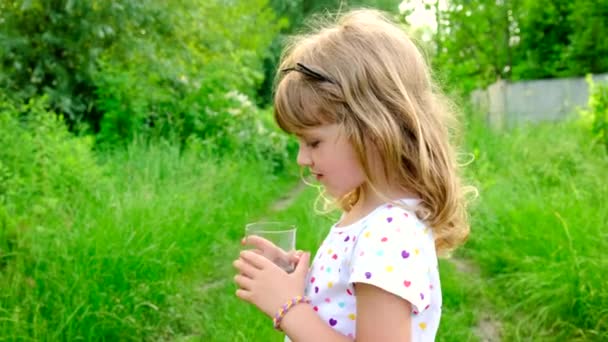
[296,124,341,137]
[296,124,337,135]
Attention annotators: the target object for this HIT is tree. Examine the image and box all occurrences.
[432,0,608,93]
[0,0,281,141]
[430,0,518,92]
[0,0,142,127]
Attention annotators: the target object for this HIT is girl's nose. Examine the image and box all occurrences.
[297,144,312,167]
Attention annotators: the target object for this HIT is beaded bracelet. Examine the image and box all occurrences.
[273,295,312,331]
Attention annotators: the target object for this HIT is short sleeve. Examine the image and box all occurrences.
[348,208,433,313]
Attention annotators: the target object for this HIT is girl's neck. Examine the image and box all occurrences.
[339,182,417,227]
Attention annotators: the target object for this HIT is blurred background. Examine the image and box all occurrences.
[0,0,606,341]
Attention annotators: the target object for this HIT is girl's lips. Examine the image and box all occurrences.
[314,173,323,180]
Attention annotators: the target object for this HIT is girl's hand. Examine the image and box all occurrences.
[241,235,303,271]
[233,249,311,317]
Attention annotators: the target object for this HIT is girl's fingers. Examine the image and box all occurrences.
[235,289,252,302]
[232,258,258,277]
[243,235,282,259]
[250,249,267,258]
[288,250,304,263]
[234,274,253,290]
[239,250,271,269]
[243,235,277,251]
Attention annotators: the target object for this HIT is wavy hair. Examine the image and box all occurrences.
[273,9,475,254]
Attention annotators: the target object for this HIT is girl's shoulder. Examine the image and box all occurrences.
[365,200,426,234]
[372,199,420,223]
[331,199,424,235]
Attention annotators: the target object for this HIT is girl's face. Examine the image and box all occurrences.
[296,124,366,198]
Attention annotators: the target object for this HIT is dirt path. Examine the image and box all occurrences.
[449,257,502,342]
[269,181,307,212]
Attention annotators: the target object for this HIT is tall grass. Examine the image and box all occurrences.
[0,139,295,340]
[3,108,607,341]
[465,117,608,340]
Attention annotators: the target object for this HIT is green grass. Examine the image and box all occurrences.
[0,141,295,340]
[2,115,607,341]
[436,260,481,342]
[464,117,608,340]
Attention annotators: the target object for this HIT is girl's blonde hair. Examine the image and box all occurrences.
[273,9,474,254]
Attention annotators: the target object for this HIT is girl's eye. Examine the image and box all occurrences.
[308,140,320,148]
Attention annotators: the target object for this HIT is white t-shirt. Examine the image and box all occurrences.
[286,200,442,341]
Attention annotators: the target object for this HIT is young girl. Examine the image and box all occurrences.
[233,9,471,341]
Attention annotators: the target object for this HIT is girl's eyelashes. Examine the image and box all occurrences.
[307,140,320,148]
[296,135,320,148]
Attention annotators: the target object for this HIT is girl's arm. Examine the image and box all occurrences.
[353,283,412,341]
[280,283,412,342]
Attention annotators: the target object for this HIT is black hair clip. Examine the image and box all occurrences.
[281,62,339,86]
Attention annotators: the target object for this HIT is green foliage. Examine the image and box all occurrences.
[0,131,296,339]
[512,0,573,79]
[429,0,515,92]
[0,95,101,213]
[431,0,608,93]
[465,116,608,339]
[94,53,293,170]
[0,96,102,325]
[0,0,154,126]
[268,0,401,34]
[514,0,608,79]
[0,0,284,151]
[580,75,608,153]
[92,0,284,150]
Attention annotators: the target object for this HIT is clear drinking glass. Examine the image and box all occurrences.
[244,221,297,272]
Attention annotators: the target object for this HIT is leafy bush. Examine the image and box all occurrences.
[0,0,282,145]
[0,95,102,296]
[92,0,286,155]
[0,95,102,210]
[580,75,608,153]
[0,0,159,125]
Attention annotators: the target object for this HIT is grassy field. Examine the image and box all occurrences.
[1,116,607,341]
[0,141,296,340]
[463,117,608,340]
